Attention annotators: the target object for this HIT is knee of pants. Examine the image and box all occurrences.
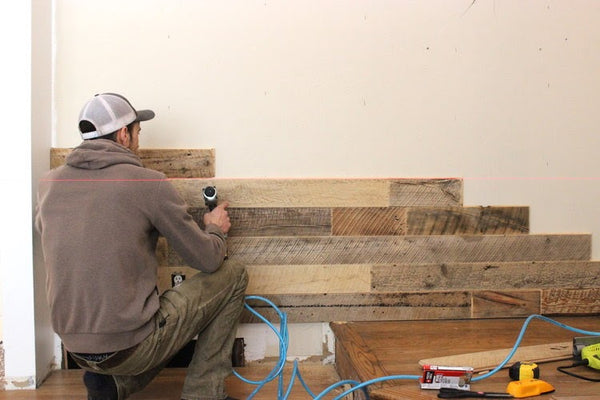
[223,260,249,290]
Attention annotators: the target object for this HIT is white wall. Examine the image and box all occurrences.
[0,0,36,390]
[6,0,596,375]
[53,0,600,257]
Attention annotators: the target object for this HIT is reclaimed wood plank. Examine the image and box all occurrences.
[171,178,391,208]
[542,288,600,314]
[158,265,371,295]
[471,290,541,318]
[188,207,332,237]
[418,342,572,373]
[371,261,600,292]
[332,207,407,236]
[170,178,463,208]
[406,206,529,235]
[241,292,471,323]
[389,179,462,207]
[214,235,590,266]
[51,148,215,178]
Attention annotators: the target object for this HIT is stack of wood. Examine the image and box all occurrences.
[51,148,600,324]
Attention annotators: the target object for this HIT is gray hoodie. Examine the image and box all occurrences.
[36,139,226,353]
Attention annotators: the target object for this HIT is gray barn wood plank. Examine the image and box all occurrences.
[188,207,332,236]
[371,261,600,292]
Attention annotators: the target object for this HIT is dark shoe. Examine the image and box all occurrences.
[83,371,118,400]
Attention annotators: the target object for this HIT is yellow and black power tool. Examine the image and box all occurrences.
[557,339,600,382]
[509,362,540,381]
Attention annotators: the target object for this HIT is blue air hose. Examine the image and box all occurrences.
[236,297,600,399]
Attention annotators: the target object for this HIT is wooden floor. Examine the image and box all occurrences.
[0,363,342,400]
[3,317,600,399]
[331,316,600,400]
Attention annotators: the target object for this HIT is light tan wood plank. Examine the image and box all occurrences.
[471,290,541,318]
[51,148,215,178]
[158,265,371,295]
[332,207,407,236]
[371,261,600,292]
[418,342,572,373]
[170,178,464,208]
[188,207,332,236]
[542,288,600,314]
[245,264,371,294]
[407,206,529,235]
[389,179,463,206]
[171,178,392,208]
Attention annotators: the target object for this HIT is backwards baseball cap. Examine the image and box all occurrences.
[78,93,155,140]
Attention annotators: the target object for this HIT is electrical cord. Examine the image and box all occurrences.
[557,360,600,382]
[236,298,600,399]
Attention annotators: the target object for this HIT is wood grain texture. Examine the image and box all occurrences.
[332,207,407,236]
[188,207,332,236]
[371,261,600,292]
[240,292,471,323]
[331,317,600,400]
[389,179,462,206]
[418,342,572,373]
[406,206,529,235]
[157,265,371,295]
[170,178,463,208]
[51,148,215,177]
[220,234,590,265]
[542,288,600,314]
[471,290,541,318]
[330,322,393,391]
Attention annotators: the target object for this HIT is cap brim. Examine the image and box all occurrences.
[136,109,155,122]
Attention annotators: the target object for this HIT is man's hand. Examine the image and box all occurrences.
[203,201,231,234]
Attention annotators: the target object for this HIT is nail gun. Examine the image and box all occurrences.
[557,336,600,381]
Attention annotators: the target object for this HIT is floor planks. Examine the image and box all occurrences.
[0,363,341,400]
[331,316,600,400]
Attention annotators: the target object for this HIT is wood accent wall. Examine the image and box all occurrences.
[52,148,600,323]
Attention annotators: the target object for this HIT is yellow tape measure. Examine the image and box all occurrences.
[509,361,540,381]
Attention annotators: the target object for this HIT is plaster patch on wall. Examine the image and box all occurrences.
[0,341,4,389]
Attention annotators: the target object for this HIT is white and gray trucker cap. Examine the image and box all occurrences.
[78,93,155,140]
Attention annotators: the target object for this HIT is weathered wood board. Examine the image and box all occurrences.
[542,288,600,314]
[418,342,572,373]
[371,261,600,292]
[171,178,463,208]
[159,234,590,266]
[51,148,216,178]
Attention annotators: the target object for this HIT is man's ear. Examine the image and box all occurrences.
[115,126,130,146]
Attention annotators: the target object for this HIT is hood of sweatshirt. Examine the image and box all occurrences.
[66,139,143,170]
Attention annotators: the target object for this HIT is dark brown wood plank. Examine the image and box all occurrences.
[332,207,407,236]
[50,148,215,178]
[406,206,529,235]
[371,261,600,292]
[188,207,332,236]
[389,179,462,207]
[241,292,471,323]
[542,288,600,314]
[471,290,541,318]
